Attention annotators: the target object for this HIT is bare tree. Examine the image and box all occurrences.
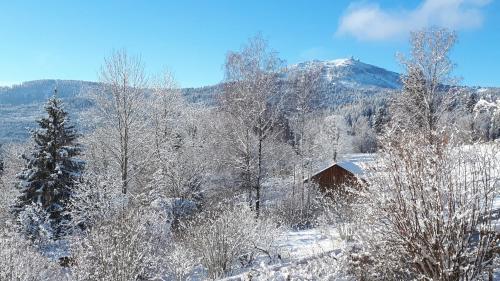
[345,28,500,280]
[287,66,323,185]
[317,113,351,161]
[218,34,285,216]
[90,50,151,194]
[149,70,182,160]
[147,71,208,200]
[392,28,459,144]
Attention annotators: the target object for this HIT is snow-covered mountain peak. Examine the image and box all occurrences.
[326,57,356,66]
[289,58,402,90]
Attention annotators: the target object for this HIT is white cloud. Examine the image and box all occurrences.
[336,0,491,41]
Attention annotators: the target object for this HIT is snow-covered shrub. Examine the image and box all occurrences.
[17,202,54,243]
[0,143,29,225]
[182,203,281,279]
[250,213,283,264]
[0,224,64,281]
[71,203,169,281]
[344,239,411,280]
[151,197,198,231]
[68,171,125,232]
[164,243,198,281]
[222,248,348,281]
[472,98,500,141]
[148,138,206,201]
[349,136,500,280]
[271,182,323,229]
[316,189,360,242]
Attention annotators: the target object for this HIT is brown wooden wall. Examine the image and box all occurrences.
[309,165,358,193]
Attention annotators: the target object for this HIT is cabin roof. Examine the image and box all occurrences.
[306,153,375,181]
[337,161,364,176]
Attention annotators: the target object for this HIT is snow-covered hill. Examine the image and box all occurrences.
[0,58,497,143]
[0,58,404,143]
[288,57,402,90]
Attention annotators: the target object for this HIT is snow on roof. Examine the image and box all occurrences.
[337,161,364,176]
[337,154,376,176]
[307,153,375,180]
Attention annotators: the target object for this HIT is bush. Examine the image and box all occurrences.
[348,137,500,280]
[182,203,281,279]
[71,203,169,281]
[0,225,64,281]
[271,182,322,229]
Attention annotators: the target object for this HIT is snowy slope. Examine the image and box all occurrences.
[288,58,402,90]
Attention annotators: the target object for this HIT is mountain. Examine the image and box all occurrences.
[0,80,222,142]
[181,58,403,107]
[0,80,100,105]
[2,58,476,143]
[0,80,98,142]
[288,58,402,90]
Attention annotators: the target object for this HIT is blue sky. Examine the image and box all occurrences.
[0,0,499,88]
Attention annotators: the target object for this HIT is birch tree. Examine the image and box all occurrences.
[148,71,207,200]
[392,28,459,144]
[287,65,323,181]
[218,35,285,216]
[90,50,151,195]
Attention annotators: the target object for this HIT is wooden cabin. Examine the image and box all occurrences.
[305,156,371,194]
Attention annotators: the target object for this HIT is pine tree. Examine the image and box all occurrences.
[373,106,388,134]
[16,92,84,238]
[466,92,478,113]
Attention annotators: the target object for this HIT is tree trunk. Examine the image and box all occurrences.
[256,136,263,218]
[122,125,129,194]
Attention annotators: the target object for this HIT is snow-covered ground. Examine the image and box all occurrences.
[221,226,345,281]
[220,224,500,281]
[277,227,339,260]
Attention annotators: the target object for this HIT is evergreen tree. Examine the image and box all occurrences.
[466,91,478,113]
[373,106,388,134]
[16,93,84,238]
